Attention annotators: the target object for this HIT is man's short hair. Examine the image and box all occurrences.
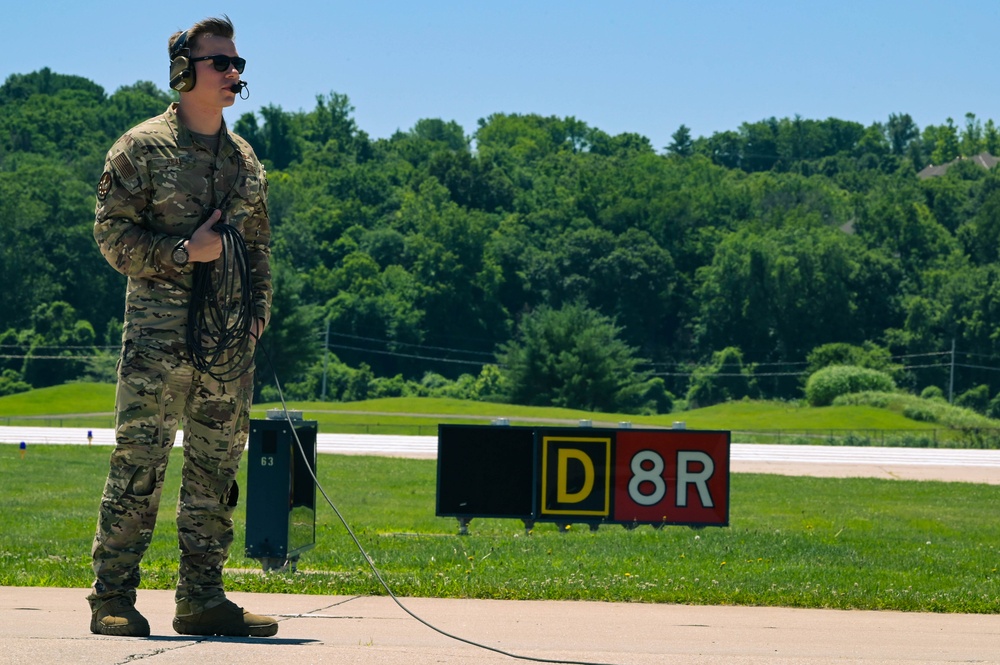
[168,15,235,57]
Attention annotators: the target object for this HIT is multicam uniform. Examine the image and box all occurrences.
[90,103,271,612]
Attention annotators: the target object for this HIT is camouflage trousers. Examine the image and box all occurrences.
[90,339,254,611]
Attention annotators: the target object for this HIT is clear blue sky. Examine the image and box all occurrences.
[8,1,1000,150]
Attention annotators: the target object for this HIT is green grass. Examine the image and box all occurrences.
[0,384,972,438]
[0,384,118,416]
[678,400,922,430]
[1,444,997,613]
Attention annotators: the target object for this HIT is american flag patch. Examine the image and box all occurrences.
[111,152,137,180]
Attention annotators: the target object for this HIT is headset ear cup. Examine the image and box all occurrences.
[169,55,195,92]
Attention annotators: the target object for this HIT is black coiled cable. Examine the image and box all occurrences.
[186,223,256,382]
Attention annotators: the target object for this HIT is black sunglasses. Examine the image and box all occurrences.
[190,54,246,74]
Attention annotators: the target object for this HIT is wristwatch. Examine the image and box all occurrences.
[172,240,189,267]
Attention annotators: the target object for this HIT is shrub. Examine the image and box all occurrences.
[370,374,408,398]
[805,342,894,375]
[988,393,1000,420]
[0,369,31,397]
[833,391,892,408]
[805,365,896,406]
[955,384,990,414]
[497,301,652,413]
[830,390,1000,448]
[685,347,758,408]
[920,385,946,401]
[902,403,937,423]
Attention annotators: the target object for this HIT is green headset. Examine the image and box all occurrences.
[168,31,196,92]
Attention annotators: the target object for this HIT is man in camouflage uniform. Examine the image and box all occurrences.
[89,15,276,637]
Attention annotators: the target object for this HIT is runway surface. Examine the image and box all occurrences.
[3,425,999,484]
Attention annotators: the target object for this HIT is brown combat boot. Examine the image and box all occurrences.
[173,598,278,637]
[89,592,150,637]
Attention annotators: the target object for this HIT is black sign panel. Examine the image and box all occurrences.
[436,424,535,518]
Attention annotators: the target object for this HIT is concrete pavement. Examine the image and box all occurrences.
[2,586,999,665]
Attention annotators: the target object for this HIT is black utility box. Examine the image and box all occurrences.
[245,411,317,571]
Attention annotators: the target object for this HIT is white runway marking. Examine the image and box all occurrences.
[3,426,999,467]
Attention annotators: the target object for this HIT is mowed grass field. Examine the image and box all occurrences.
[0,383,948,435]
[0,384,997,613]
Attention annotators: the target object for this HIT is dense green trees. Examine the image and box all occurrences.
[7,68,1000,412]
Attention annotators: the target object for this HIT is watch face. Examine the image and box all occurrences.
[173,246,188,265]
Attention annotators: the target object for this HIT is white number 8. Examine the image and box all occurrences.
[628,450,666,506]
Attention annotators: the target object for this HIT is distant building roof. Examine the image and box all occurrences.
[917,152,1000,179]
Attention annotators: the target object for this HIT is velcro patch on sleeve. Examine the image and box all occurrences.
[111,152,138,180]
[97,172,113,200]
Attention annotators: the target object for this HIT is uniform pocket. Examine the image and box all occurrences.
[148,155,201,226]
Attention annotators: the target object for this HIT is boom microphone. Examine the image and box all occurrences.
[229,80,249,99]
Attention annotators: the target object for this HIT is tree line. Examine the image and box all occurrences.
[3,67,1000,415]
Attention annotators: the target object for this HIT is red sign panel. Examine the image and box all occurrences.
[612,430,729,526]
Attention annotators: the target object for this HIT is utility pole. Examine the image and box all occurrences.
[948,338,955,404]
[321,317,330,401]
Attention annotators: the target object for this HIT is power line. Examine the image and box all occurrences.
[0,354,109,361]
[324,331,495,359]
[0,345,118,352]
[325,343,486,367]
[4,342,1000,383]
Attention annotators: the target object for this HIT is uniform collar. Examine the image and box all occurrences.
[165,102,235,157]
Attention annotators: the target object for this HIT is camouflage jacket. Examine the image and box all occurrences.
[94,103,271,347]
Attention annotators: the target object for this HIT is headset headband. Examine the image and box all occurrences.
[170,30,190,59]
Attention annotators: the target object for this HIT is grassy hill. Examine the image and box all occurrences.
[0,383,927,428]
[2,383,997,448]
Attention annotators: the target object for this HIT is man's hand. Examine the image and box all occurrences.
[185,209,224,263]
